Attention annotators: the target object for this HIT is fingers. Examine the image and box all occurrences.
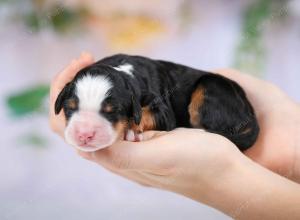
[77,137,174,172]
[77,150,154,187]
[49,52,94,135]
[50,52,94,103]
[214,68,284,99]
[214,68,259,83]
[53,52,94,84]
[93,142,156,170]
[214,68,265,95]
[213,68,279,113]
[77,129,203,172]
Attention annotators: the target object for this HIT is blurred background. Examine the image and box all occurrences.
[0,0,299,219]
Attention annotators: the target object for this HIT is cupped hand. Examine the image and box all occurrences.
[79,128,243,203]
[49,55,300,184]
[50,61,300,217]
[215,69,300,182]
[78,68,300,184]
[49,52,94,137]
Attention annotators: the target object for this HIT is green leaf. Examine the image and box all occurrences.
[242,0,272,39]
[6,85,49,117]
[18,132,49,149]
[24,11,41,32]
[49,4,80,33]
[234,0,273,75]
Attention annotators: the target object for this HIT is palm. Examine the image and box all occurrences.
[49,53,94,138]
[245,96,300,181]
[215,69,300,182]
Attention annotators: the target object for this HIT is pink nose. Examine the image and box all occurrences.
[76,130,96,145]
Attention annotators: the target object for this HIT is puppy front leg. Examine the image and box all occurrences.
[126,103,176,142]
[125,106,157,142]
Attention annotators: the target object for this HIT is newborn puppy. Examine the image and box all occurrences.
[55,54,259,152]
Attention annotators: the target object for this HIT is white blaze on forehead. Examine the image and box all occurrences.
[76,75,112,111]
[113,63,134,77]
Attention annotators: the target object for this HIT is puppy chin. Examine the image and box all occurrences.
[64,130,117,152]
[75,144,111,152]
[69,135,117,152]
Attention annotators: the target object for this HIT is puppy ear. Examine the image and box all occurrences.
[54,82,72,115]
[131,95,142,125]
[124,79,142,124]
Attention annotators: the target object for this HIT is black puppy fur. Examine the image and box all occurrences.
[55,54,259,151]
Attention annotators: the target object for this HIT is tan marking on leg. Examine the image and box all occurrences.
[114,120,128,140]
[188,87,205,127]
[132,106,156,132]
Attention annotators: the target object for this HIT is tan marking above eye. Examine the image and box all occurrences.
[102,104,113,113]
[67,99,77,109]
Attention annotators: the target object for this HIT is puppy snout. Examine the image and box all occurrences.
[77,130,96,144]
[75,125,96,146]
[72,121,114,148]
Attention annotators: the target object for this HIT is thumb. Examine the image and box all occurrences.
[77,150,94,161]
[141,130,166,141]
[78,138,170,172]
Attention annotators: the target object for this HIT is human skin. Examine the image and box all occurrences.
[49,53,300,219]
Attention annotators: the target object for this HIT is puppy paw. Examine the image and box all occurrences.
[125,129,135,141]
[125,130,143,142]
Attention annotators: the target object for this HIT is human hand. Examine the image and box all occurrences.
[215,69,300,182]
[50,64,300,218]
[49,52,94,137]
[50,59,300,182]
[76,68,300,183]
[49,53,241,198]
[75,69,300,218]
[79,128,243,203]
[77,127,300,220]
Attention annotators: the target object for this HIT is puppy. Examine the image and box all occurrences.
[55,54,259,152]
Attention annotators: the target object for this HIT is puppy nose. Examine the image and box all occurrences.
[77,130,96,144]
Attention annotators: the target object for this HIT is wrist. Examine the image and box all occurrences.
[181,143,246,206]
[201,152,252,213]
[200,153,300,219]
